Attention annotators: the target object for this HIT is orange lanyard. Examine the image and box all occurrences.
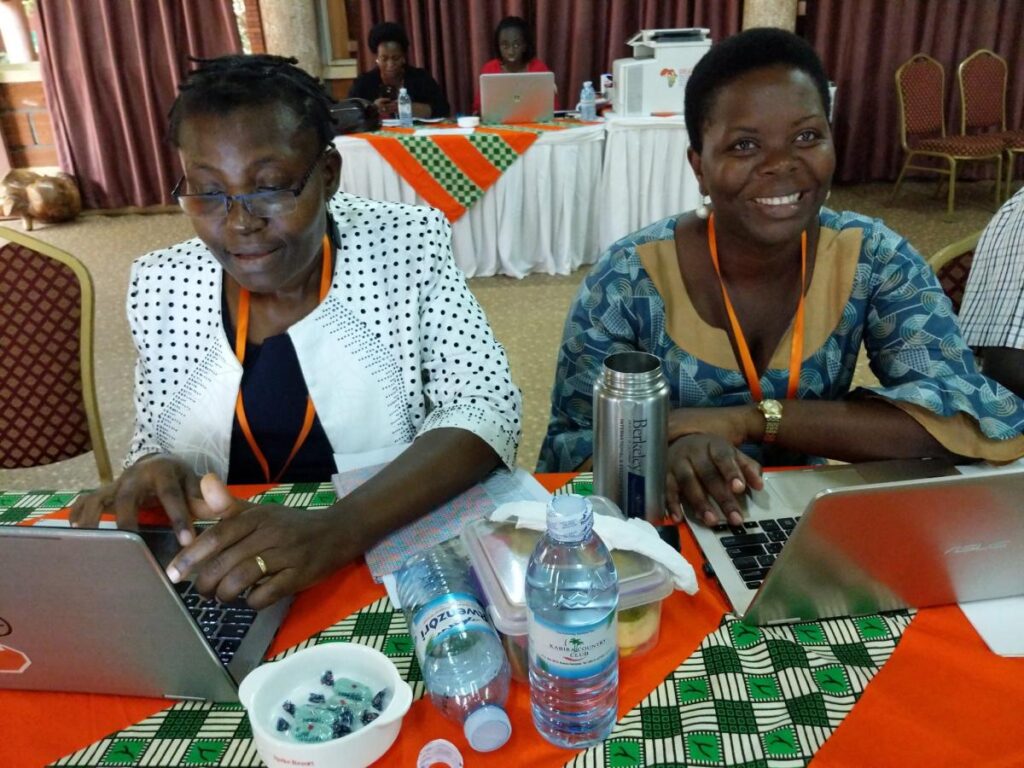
[706,213,805,401]
[233,235,332,483]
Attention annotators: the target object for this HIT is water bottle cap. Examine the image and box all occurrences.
[463,705,511,752]
[584,80,593,87]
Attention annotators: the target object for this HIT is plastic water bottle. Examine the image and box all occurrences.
[578,81,597,121]
[397,87,413,127]
[526,494,619,748]
[396,541,512,752]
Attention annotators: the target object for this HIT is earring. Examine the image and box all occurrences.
[826,189,832,201]
[695,195,711,220]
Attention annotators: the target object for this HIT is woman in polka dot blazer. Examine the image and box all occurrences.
[70,55,521,609]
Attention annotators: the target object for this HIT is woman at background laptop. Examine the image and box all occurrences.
[473,15,552,115]
[348,21,450,119]
[538,28,1024,526]
[70,54,519,608]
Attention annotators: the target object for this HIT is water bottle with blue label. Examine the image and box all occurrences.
[578,81,597,121]
[526,494,619,748]
[397,87,413,127]
[396,541,512,752]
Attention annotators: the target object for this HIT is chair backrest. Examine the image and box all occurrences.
[958,48,1007,133]
[895,54,947,148]
[0,226,112,482]
[927,230,982,314]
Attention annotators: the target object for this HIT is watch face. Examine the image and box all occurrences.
[761,399,783,417]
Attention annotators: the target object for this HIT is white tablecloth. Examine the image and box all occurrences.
[335,124,606,278]
[598,115,701,251]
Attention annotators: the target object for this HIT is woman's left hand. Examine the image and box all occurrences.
[165,475,358,609]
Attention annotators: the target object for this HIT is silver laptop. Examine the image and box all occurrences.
[685,460,1024,625]
[480,72,555,124]
[0,526,291,701]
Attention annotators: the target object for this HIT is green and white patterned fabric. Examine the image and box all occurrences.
[0,485,422,768]
[554,473,914,767]
[564,611,913,768]
[396,132,525,210]
[48,596,420,768]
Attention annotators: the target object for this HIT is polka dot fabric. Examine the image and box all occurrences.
[125,193,521,478]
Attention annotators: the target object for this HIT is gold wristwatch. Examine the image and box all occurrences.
[757,399,783,444]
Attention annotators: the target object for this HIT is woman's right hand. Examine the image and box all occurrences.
[69,454,208,545]
[665,433,763,528]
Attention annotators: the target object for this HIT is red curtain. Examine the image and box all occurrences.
[355,0,741,116]
[35,0,241,209]
[804,0,1024,183]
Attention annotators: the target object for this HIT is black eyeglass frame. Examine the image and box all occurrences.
[171,145,332,219]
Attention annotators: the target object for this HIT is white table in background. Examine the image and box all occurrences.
[598,114,700,252]
[335,123,606,278]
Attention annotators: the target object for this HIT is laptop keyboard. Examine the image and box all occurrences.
[174,581,257,664]
[711,517,801,589]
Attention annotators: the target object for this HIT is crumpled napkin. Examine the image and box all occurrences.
[490,501,698,595]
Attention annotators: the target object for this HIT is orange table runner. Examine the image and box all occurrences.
[355,123,570,222]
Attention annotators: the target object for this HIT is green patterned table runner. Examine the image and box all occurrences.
[565,612,912,768]
[0,484,425,768]
[557,473,915,767]
[49,594,420,767]
[361,123,571,221]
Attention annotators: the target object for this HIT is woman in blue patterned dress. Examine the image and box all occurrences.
[538,28,1024,527]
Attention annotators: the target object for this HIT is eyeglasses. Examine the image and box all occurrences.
[172,147,330,219]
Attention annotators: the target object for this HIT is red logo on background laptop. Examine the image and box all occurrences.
[0,644,30,673]
[0,617,30,673]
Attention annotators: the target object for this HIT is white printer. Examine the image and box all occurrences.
[610,28,712,116]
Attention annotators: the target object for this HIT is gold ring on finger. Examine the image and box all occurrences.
[255,554,269,577]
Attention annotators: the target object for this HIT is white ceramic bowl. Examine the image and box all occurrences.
[239,643,413,768]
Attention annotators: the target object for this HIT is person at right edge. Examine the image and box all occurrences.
[958,185,1024,399]
[537,28,1024,528]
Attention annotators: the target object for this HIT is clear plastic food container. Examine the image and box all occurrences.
[461,517,674,682]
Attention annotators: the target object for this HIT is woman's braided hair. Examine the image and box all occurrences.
[168,54,337,148]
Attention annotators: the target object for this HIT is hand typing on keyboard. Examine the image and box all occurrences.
[664,429,764,529]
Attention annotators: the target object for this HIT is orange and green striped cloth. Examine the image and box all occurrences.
[354,123,571,222]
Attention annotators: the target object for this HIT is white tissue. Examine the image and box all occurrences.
[490,501,698,595]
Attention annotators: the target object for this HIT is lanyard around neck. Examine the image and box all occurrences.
[233,235,332,483]
[706,213,806,401]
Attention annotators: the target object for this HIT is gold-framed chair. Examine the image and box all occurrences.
[892,54,1004,216]
[0,226,112,483]
[926,229,982,313]
[958,48,1024,200]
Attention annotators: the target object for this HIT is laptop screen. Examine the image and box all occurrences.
[479,72,555,125]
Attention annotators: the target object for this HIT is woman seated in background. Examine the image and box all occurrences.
[538,28,1024,526]
[348,21,450,119]
[473,15,552,114]
[72,54,520,607]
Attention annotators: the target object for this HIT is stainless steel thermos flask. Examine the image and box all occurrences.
[593,351,669,521]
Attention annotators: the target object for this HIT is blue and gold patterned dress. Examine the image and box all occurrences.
[538,209,1024,471]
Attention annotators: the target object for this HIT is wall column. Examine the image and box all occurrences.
[256,0,321,77]
[0,0,35,63]
[742,0,799,31]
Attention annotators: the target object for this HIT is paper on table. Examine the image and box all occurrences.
[490,501,698,594]
[332,466,550,583]
[412,127,475,136]
[960,596,1024,657]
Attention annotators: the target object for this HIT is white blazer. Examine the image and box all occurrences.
[125,193,521,479]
